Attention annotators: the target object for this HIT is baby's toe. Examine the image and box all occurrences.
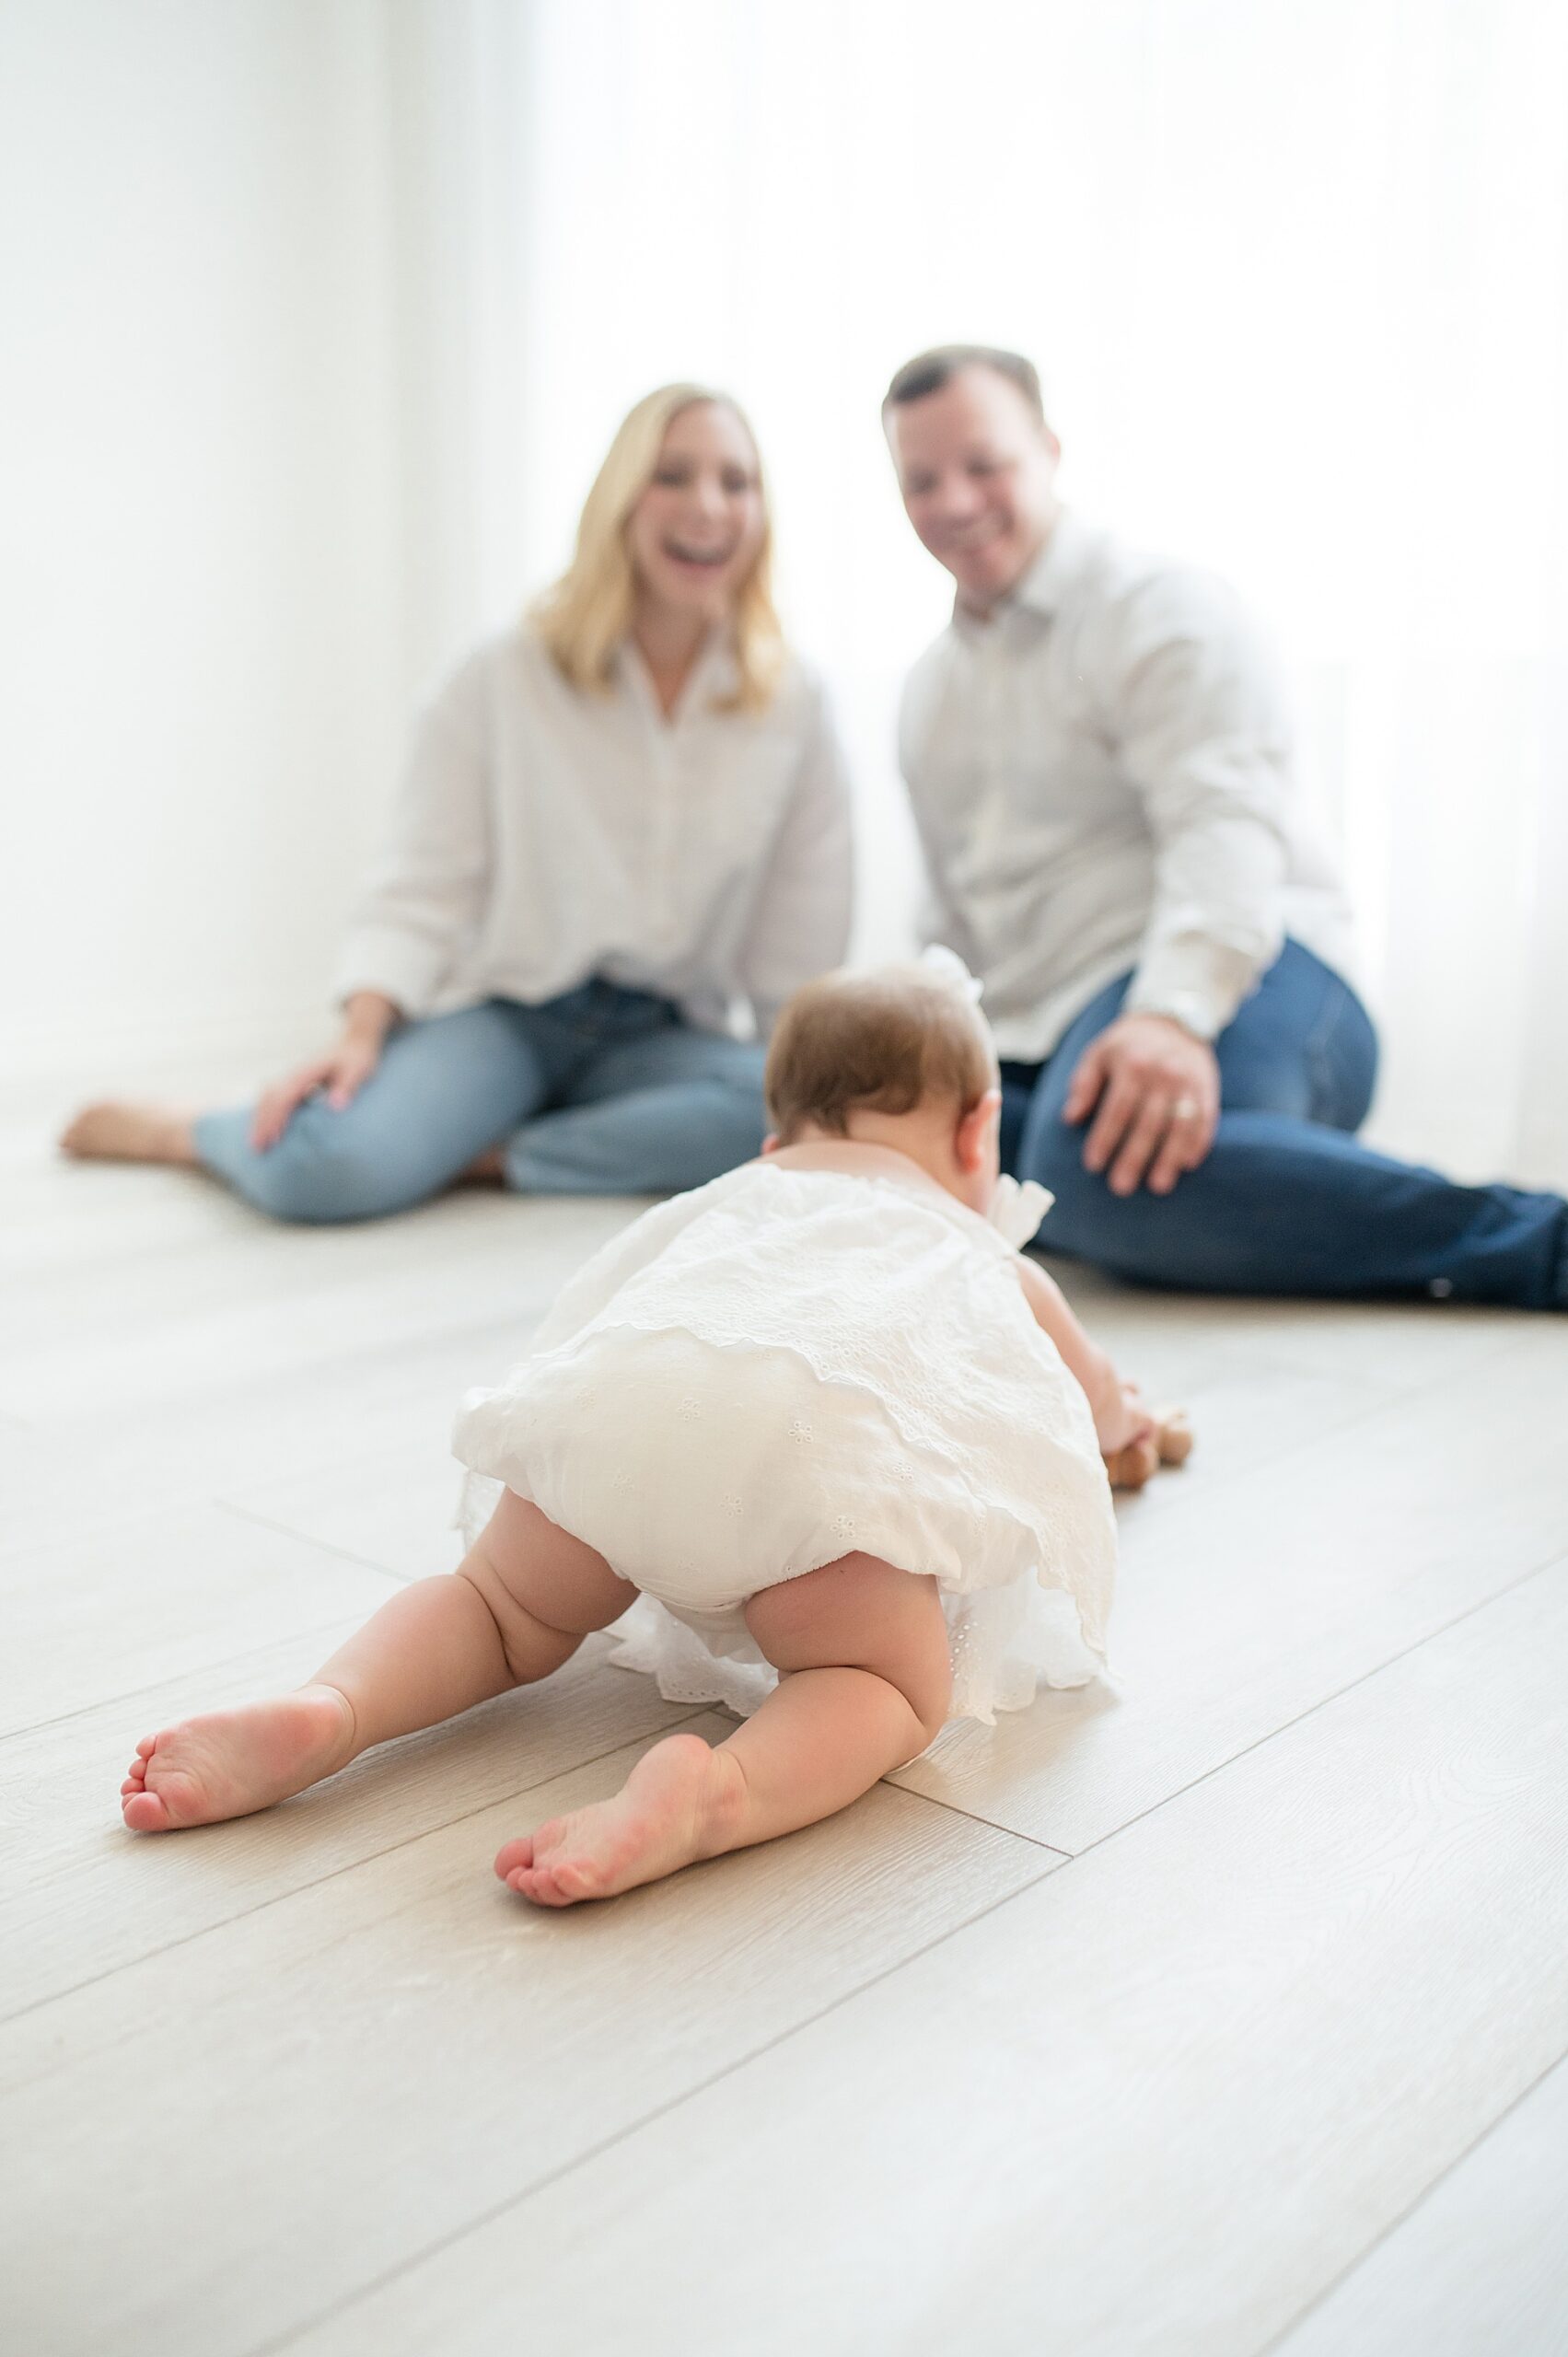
[515,1865,571,1907]
[122,1790,174,1832]
[494,1835,534,1882]
[548,1860,601,1903]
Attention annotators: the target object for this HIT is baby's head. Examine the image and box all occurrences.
[763,955,1002,1213]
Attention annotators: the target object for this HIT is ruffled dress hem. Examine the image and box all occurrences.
[603,1580,1106,1735]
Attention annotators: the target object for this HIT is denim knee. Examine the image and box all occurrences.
[1018,1116,1117,1253]
[234,1124,418,1225]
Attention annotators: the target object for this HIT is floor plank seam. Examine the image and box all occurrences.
[1247,1318,1517,1399]
[0,1611,376,1747]
[212,1499,426,1587]
[217,1407,525,1494]
[1150,1383,1386,1490]
[0,1707,717,2027]
[249,1854,1068,2357]
[1250,2041,1568,2357]
[884,1780,1074,1858]
[1100,1329,1527,1539]
[0,1461,437,1573]
[0,1488,226,1572]
[1070,1546,1565,1857]
[900,1546,1565,1875]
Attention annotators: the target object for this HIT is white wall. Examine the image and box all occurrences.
[494,0,1568,1185]
[6,0,1567,1188]
[0,0,408,1086]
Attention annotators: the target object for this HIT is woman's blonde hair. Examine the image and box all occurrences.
[532,383,785,714]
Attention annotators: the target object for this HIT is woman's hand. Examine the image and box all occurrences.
[1063,1013,1221,1196]
[250,993,398,1151]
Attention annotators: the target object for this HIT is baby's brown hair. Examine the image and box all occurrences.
[764,959,997,1143]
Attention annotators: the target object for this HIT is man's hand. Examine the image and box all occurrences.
[1063,1013,1221,1196]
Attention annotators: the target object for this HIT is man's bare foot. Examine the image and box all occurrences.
[458,1146,505,1187]
[120,1686,355,1831]
[494,1732,748,1907]
[61,1101,199,1166]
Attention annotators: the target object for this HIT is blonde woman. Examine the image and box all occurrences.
[64,388,853,1219]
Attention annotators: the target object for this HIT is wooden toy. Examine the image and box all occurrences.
[1103,1407,1192,1492]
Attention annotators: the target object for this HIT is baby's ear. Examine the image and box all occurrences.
[761,1132,781,1156]
[956,1088,1003,1171]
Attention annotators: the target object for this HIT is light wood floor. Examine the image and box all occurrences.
[5,1093,1566,2357]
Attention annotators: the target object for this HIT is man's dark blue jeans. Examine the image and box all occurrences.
[1002,941,1567,1306]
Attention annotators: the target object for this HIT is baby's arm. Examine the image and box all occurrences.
[1013,1256,1153,1459]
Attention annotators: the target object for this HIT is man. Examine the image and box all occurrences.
[884,343,1565,1305]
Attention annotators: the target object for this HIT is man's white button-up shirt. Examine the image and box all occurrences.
[899,509,1355,1060]
[335,627,854,1037]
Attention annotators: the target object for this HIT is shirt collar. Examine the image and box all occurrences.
[951,505,1092,639]
[617,623,738,722]
[1010,506,1092,617]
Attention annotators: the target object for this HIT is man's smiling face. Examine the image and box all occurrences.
[885,364,1061,611]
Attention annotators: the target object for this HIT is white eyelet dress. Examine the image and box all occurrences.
[452,1158,1117,1728]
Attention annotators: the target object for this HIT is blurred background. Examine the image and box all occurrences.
[3,0,1566,1181]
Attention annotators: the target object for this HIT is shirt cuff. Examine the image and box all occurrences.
[331,929,449,1020]
[1123,935,1260,1041]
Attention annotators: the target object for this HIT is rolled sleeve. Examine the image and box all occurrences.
[1105,575,1294,1036]
[331,664,494,1018]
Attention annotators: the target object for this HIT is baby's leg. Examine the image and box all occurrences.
[122,1493,636,1831]
[725,1556,953,1836]
[496,1553,951,1906]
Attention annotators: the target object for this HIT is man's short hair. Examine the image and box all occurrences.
[764,962,997,1144]
[882,344,1045,422]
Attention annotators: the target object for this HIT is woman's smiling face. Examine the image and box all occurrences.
[625,400,767,621]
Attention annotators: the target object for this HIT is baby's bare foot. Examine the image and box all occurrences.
[120,1687,355,1831]
[494,1732,747,1907]
[61,1101,199,1166]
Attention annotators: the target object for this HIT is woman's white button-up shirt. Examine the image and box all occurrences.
[334,627,854,1036]
[900,509,1356,1061]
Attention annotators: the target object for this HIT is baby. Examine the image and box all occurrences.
[122,955,1171,1904]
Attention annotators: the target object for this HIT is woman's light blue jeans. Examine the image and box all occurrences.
[194,982,767,1224]
[1004,941,1568,1308]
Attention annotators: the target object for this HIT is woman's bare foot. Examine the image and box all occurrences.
[61,1101,199,1166]
[494,1732,748,1907]
[120,1686,355,1831]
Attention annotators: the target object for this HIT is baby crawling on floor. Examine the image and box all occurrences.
[122,953,1179,1904]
